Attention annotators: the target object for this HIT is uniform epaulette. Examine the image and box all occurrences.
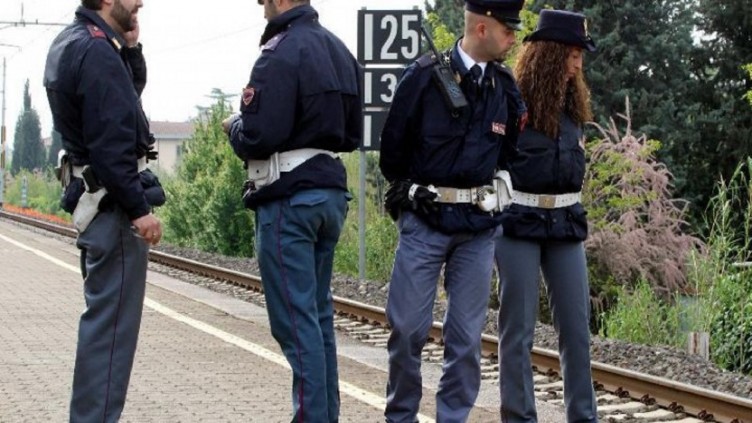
[416,54,439,68]
[262,32,289,52]
[87,24,106,39]
[494,61,514,78]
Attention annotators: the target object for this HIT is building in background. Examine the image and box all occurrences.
[149,121,194,174]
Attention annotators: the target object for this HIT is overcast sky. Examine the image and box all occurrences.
[0,0,424,150]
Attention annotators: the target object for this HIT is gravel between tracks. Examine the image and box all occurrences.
[154,244,752,401]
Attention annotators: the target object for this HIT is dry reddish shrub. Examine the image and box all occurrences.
[584,99,705,302]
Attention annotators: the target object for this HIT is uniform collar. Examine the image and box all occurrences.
[259,4,318,46]
[452,39,487,78]
[75,6,127,51]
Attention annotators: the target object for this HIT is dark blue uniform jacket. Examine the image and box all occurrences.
[44,7,152,220]
[229,5,362,209]
[380,43,524,234]
[500,114,589,241]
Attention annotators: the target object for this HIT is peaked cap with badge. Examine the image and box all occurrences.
[464,0,525,31]
[524,9,596,52]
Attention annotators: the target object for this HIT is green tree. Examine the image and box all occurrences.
[425,0,464,38]
[745,64,752,106]
[425,0,538,56]
[47,130,63,169]
[11,80,45,175]
[525,0,752,226]
[159,96,255,257]
[676,0,752,226]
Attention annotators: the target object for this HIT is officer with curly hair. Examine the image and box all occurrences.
[494,9,600,423]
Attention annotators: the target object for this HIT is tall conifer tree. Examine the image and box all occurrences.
[11,80,45,174]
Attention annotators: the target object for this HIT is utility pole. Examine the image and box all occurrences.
[0,45,22,208]
[1,57,8,207]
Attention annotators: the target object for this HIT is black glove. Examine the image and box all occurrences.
[384,180,440,221]
[385,180,413,221]
[410,183,440,216]
[146,149,159,162]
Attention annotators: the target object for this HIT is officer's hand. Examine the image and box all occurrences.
[123,23,140,48]
[410,185,440,216]
[132,213,162,246]
[384,180,413,221]
[385,181,440,220]
[222,113,240,134]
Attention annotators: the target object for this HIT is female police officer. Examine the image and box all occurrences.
[494,9,599,423]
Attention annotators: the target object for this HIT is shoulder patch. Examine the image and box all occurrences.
[416,53,438,68]
[240,85,260,114]
[86,24,106,39]
[262,32,289,52]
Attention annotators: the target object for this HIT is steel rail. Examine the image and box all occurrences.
[2,209,751,423]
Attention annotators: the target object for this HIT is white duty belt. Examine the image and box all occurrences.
[433,185,498,213]
[246,148,339,181]
[433,186,488,204]
[276,148,339,172]
[72,157,148,178]
[511,191,581,209]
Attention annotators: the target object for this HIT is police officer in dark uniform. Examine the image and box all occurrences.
[494,9,599,423]
[44,0,163,421]
[222,0,362,421]
[379,1,525,421]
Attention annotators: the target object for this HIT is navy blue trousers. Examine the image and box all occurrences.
[255,188,349,423]
[70,207,148,423]
[495,236,598,423]
[385,211,498,423]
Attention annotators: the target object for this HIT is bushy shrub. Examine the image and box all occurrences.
[334,152,397,282]
[689,159,752,374]
[159,101,254,257]
[3,169,65,218]
[584,100,704,315]
[601,279,682,347]
[709,272,752,374]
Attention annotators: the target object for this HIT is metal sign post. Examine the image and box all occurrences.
[357,8,421,281]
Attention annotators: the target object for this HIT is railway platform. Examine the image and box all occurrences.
[0,218,565,422]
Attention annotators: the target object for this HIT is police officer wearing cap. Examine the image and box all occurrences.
[379,0,525,421]
[223,0,362,421]
[44,0,164,421]
[494,9,599,423]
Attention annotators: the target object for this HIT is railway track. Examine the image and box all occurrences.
[2,209,751,423]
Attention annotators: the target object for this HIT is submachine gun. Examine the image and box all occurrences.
[420,25,468,112]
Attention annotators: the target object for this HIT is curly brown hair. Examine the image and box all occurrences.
[514,41,593,139]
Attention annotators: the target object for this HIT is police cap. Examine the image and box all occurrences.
[465,0,525,31]
[524,10,596,52]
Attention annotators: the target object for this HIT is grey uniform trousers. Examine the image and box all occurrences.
[385,212,498,423]
[495,236,598,423]
[70,206,148,423]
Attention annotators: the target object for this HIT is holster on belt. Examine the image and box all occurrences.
[493,170,514,211]
[72,166,107,233]
[245,152,281,193]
